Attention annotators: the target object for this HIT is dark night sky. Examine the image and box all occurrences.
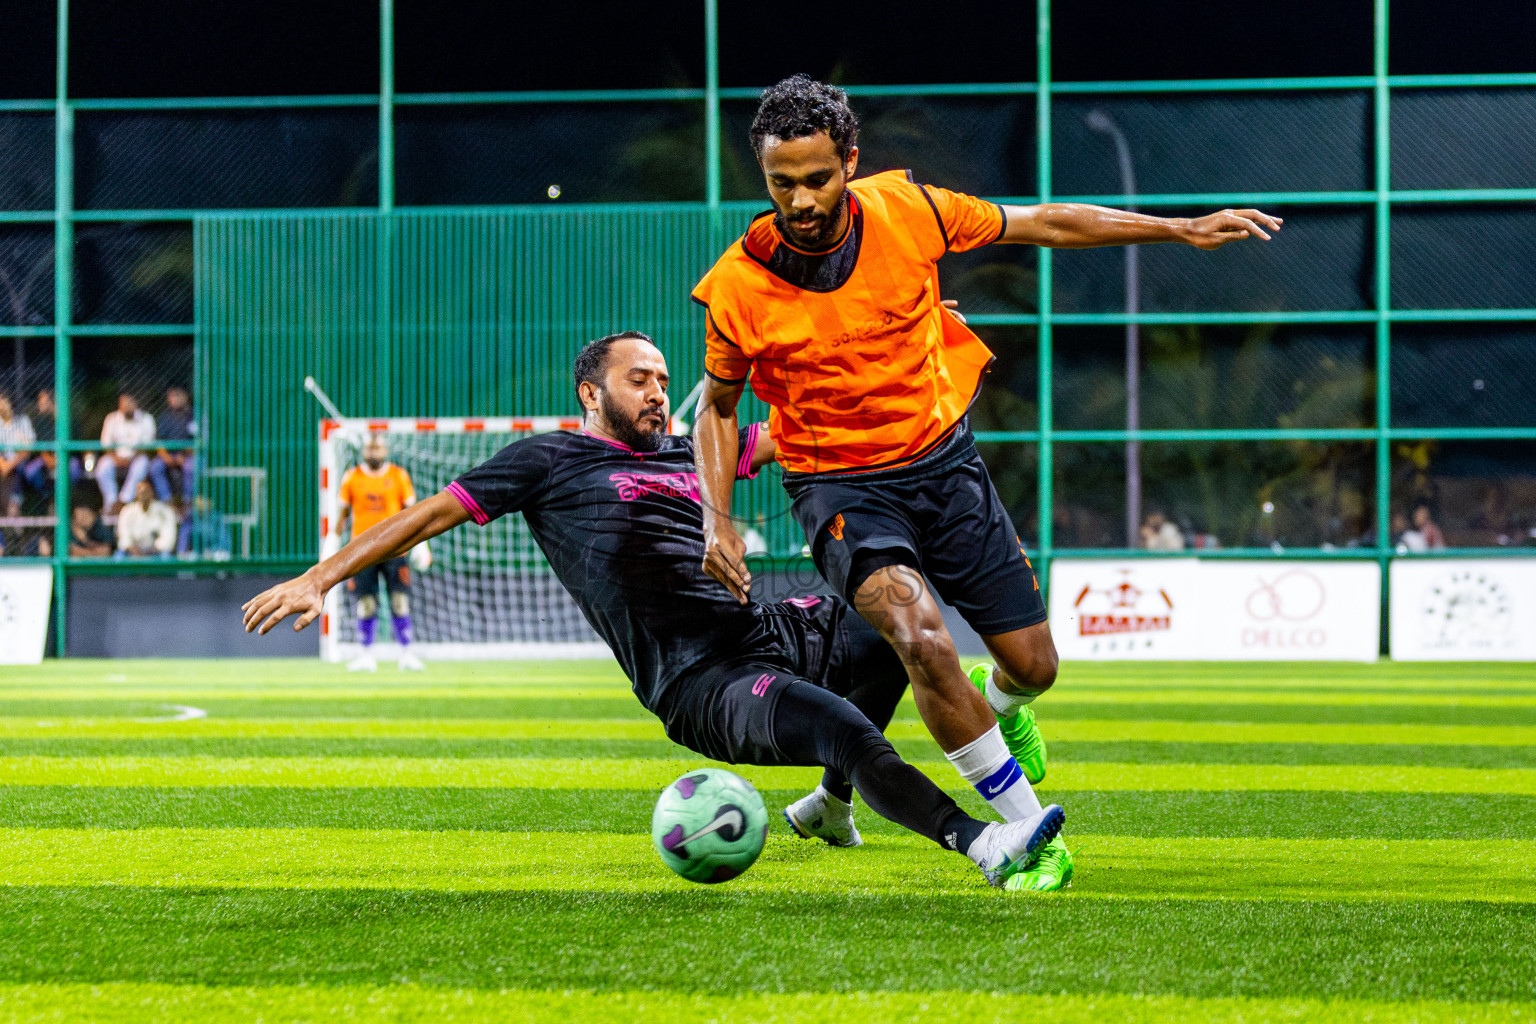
[0,0,1531,99]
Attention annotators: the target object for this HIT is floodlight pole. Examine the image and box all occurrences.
[1086,109,1141,549]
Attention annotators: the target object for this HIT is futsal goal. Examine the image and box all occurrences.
[317,416,615,663]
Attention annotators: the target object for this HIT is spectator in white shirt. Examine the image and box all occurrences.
[115,481,177,558]
[1140,509,1187,551]
[96,392,156,512]
[0,392,35,516]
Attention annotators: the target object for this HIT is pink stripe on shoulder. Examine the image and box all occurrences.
[446,481,490,526]
[737,422,761,480]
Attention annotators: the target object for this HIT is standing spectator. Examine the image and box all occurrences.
[1411,503,1447,550]
[0,392,35,517]
[1140,509,1187,551]
[150,386,197,505]
[69,504,115,557]
[96,392,156,513]
[115,480,177,558]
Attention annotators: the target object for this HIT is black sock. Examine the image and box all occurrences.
[818,770,855,804]
[941,809,989,856]
[846,746,970,849]
[770,679,972,850]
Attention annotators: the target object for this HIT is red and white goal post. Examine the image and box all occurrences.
[317,416,636,663]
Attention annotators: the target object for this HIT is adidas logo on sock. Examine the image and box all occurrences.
[944,831,960,851]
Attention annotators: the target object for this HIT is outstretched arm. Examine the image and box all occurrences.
[242,491,470,634]
[696,377,752,604]
[1000,204,1282,250]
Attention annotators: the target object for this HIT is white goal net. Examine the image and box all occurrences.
[318,417,614,662]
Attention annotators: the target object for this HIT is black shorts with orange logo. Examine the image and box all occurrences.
[784,419,1047,636]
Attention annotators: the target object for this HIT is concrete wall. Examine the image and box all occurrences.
[67,575,319,658]
[63,567,987,659]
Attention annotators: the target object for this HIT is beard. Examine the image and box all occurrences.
[599,390,666,452]
[776,188,849,250]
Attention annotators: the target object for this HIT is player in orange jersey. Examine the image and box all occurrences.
[693,76,1282,890]
[336,435,423,672]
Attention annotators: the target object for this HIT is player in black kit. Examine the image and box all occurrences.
[242,331,1062,887]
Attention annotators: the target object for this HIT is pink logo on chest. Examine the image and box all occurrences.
[610,471,701,503]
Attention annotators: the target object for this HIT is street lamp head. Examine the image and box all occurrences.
[1085,108,1116,133]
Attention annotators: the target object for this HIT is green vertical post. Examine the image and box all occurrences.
[378,0,395,406]
[704,0,721,214]
[378,0,394,213]
[1373,0,1392,646]
[51,0,72,654]
[1035,0,1054,592]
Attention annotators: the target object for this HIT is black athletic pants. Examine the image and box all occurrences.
[662,659,971,850]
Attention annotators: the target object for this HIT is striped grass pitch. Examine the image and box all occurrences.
[1,659,1533,1022]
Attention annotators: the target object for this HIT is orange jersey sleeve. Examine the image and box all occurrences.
[921,183,1007,252]
[391,464,417,505]
[699,303,751,385]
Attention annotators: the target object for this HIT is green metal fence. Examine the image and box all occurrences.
[4,0,1534,652]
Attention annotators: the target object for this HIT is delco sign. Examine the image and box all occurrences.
[1050,560,1380,661]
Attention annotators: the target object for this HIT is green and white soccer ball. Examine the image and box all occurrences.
[651,768,769,883]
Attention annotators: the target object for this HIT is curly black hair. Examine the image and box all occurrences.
[749,74,859,161]
[573,331,655,408]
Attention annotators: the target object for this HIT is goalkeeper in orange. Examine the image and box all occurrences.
[335,435,424,672]
[693,75,1281,891]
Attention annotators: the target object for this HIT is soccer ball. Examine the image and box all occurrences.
[651,768,769,883]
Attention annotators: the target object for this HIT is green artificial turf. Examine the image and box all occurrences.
[0,657,1533,1023]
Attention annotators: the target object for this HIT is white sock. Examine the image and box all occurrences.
[985,671,1036,717]
[944,724,1044,821]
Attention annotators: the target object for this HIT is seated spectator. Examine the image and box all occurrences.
[69,504,115,557]
[20,388,67,503]
[115,481,177,558]
[1411,503,1447,550]
[151,386,197,505]
[1140,509,1186,551]
[0,392,35,518]
[96,392,156,514]
[184,495,233,558]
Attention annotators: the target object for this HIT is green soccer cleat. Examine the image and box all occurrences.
[1004,836,1073,892]
[968,663,1047,783]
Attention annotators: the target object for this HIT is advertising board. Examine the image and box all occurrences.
[0,567,53,665]
[1390,559,1536,661]
[1049,559,1380,661]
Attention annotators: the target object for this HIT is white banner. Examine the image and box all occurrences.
[0,567,53,665]
[1049,559,1203,660]
[1049,559,1381,661]
[1390,558,1536,661]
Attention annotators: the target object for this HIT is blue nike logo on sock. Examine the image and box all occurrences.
[976,758,1024,800]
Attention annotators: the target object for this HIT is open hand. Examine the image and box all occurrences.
[702,522,752,604]
[242,573,326,635]
[1183,209,1283,250]
[941,299,967,324]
